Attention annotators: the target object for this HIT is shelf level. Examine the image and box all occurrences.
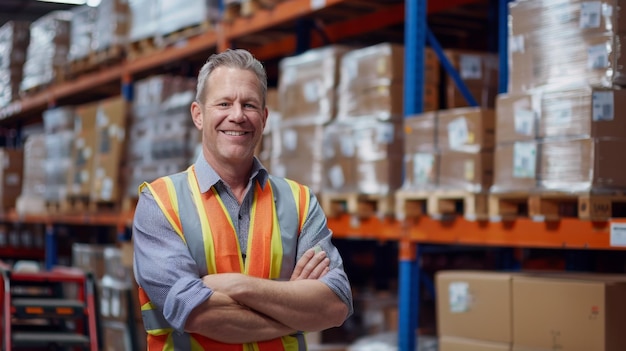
[328,215,626,251]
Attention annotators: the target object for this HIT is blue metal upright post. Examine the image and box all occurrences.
[44,224,57,270]
[401,1,427,349]
[498,0,512,94]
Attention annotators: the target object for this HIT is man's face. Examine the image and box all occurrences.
[191,66,267,166]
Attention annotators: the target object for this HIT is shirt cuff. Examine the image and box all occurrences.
[163,277,213,332]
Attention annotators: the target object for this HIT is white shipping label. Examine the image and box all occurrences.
[328,165,345,189]
[592,91,614,121]
[96,108,109,127]
[588,43,610,69]
[580,1,602,29]
[101,178,113,201]
[510,35,525,53]
[513,141,537,178]
[414,153,435,184]
[460,54,482,80]
[111,289,121,317]
[376,123,394,144]
[449,281,470,313]
[448,117,469,149]
[303,81,320,102]
[610,222,626,246]
[283,129,298,151]
[514,108,535,136]
[340,136,355,157]
[551,100,573,124]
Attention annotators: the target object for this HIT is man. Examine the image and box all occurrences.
[133,48,353,350]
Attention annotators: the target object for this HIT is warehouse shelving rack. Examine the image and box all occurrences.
[3,0,619,350]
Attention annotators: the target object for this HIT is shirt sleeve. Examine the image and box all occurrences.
[133,187,213,332]
[297,191,354,318]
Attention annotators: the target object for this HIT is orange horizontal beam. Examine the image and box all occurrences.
[328,215,403,241]
[225,0,346,39]
[408,217,626,250]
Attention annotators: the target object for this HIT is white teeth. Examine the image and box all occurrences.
[224,131,246,136]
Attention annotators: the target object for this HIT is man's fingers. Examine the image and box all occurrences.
[291,249,329,280]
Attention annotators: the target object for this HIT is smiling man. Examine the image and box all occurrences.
[132,48,353,350]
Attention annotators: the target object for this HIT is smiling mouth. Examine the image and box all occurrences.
[222,131,248,136]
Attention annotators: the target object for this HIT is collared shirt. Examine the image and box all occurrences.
[133,155,354,332]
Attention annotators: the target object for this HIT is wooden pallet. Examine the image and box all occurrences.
[160,21,212,48]
[223,1,242,22]
[396,189,489,221]
[126,37,159,60]
[489,191,626,221]
[320,192,395,219]
[66,45,124,78]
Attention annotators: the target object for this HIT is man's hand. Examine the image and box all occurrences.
[290,247,329,281]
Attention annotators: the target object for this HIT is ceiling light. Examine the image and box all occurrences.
[36,0,87,5]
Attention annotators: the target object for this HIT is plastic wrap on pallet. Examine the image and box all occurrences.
[270,122,325,194]
[128,0,159,42]
[69,5,97,61]
[402,112,439,191]
[495,92,539,144]
[437,107,495,153]
[508,0,626,93]
[321,118,404,195]
[93,0,130,51]
[20,11,71,93]
[278,45,352,124]
[336,79,404,121]
[0,21,30,108]
[158,0,218,38]
[538,137,626,192]
[438,149,494,193]
[443,49,499,108]
[491,141,538,193]
[539,85,626,138]
[18,134,47,215]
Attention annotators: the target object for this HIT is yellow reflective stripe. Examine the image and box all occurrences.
[281,335,299,350]
[141,301,155,311]
[285,179,310,231]
[186,169,218,276]
[149,328,173,336]
[143,180,185,243]
[269,182,283,279]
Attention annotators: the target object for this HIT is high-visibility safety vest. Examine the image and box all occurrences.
[137,165,311,351]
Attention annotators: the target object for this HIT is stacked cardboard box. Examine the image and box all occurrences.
[20,11,71,94]
[0,21,30,108]
[494,0,626,194]
[68,101,98,199]
[16,134,47,215]
[274,45,351,194]
[436,270,626,351]
[443,49,499,109]
[92,0,130,52]
[42,106,74,203]
[68,5,97,61]
[401,111,438,190]
[322,43,420,195]
[126,75,199,197]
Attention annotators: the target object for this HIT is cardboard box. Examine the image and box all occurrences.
[495,93,538,144]
[439,336,511,351]
[68,101,98,198]
[337,82,404,120]
[443,49,499,109]
[0,148,23,211]
[322,120,356,193]
[92,96,128,203]
[512,274,626,351]
[404,111,437,152]
[439,150,493,192]
[538,137,626,192]
[491,142,538,193]
[278,45,351,123]
[437,107,495,152]
[539,87,626,139]
[436,270,514,344]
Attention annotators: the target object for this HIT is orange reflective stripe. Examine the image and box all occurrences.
[138,287,150,306]
[247,181,274,278]
[203,188,242,273]
[192,334,243,351]
[147,334,168,351]
[147,178,183,236]
[258,338,287,351]
[296,183,309,233]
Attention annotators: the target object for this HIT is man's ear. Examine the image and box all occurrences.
[262,106,269,129]
[191,101,203,130]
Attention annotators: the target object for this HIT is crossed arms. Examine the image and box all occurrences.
[184,247,350,343]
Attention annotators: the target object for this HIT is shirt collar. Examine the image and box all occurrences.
[193,153,269,193]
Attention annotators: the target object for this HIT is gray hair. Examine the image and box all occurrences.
[195,49,268,107]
